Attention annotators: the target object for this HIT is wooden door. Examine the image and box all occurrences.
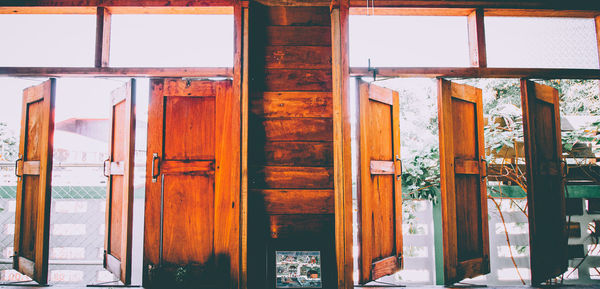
[520,80,567,284]
[13,79,56,284]
[104,79,136,285]
[143,79,240,288]
[356,80,403,284]
[437,79,490,284]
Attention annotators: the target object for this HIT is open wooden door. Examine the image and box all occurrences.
[143,79,240,288]
[437,79,490,284]
[13,79,56,284]
[356,80,403,284]
[104,79,136,285]
[520,80,567,284]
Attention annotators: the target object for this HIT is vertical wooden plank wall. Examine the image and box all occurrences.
[247,3,336,287]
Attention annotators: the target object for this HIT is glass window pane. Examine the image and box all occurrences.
[110,14,234,67]
[350,15,470,67]
[0,15,96,67]
[485,17,599,69]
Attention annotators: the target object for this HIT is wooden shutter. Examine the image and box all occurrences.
[104,79,136,285]
[143,79,239,288]
[437,79,490,284]
[520,80,567,284]
[13,79,56,284]
[356,80,402,284]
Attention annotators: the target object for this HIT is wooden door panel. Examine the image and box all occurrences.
[357,80,402,284]
[162,174,214,265]
[13,79,55,285]
[164,96,215,160]
[104,79,136,285]
[144,79,239,288]
[521,80,567,284]
[438,79,489,284]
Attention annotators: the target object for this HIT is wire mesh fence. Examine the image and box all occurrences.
[0,162,145,285]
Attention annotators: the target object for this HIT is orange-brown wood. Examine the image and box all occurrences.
[259,118,332,141]
[104,79,135,285]
[247,5,335,288]
[349,67,600,79]
[253,189,334,214]
[520,80,567,284]
[437,79,489,284]
[0,67,234,77]
[332,4,354,289]
[95,7,111,68]
[250,92,332,118]
[264,46,332,69]
[467,8,487,68]
[250,166,333,189]
[143,79,239,288]
[264,69,333,91]
[266,6,330,25]
[266,26,331,46]
[13,79,55,285]
[250,141,333,166]
[350,7,474,15]
[357,80,402,284]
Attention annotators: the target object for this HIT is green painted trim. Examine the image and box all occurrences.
[432,198,444,285]
[0,186,146,199]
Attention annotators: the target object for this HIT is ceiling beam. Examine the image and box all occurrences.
[0,67,234,77]
[349,67,600,79]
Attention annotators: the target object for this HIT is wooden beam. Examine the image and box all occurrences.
[350,7,474,16]
[95,7,111,68]
[1,0,600,9]
[0,7,95,13]
[0,0,234,7]
[349,67,600,79]
[485,8,600,17]
[240,4,249,289]
[332,2,354,289]
[107,6,233,14]
[467,8,486,68]
[0,67,233,77]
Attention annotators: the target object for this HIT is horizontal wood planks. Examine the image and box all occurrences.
[248,4,335,288]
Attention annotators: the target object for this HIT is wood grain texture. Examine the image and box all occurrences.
[263,69,333,91]
[467,8,487,68]
[266,6,330,25]
[104,80,135,285]
[250,92,332,118]
[264,46,331,69]
[260,118,333,141]
[13,79,55,285]
[357,80,402,284]
[94,7,111,68]
[143,79,239,287]
[521,80,567,285]
[437,79,489,284]
[268,214,335,238]
[249,166,334,189]
[252,189,334,214]
[249,141,333,166]
[266,26,331,46]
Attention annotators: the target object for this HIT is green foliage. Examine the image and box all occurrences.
[0,122,17,162]
[401,145,440,203]
[385,78,600,204]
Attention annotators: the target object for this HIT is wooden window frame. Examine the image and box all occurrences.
[0,5,236,77]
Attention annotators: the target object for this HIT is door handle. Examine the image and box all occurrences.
[151,153,160,183]
[103,158,110,177]
[14,156,22,178]
[480,156,488,179]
